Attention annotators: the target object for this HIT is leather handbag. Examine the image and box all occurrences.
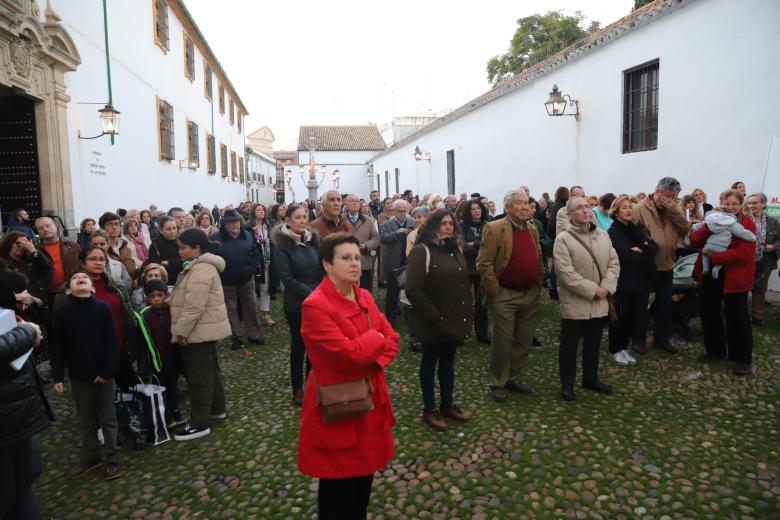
[564,230,619,322]
[312,312,375,424]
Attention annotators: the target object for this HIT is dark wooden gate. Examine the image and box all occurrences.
[0,94,41,225]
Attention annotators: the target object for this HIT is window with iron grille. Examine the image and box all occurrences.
[204,63,213,100]
[237,111,242,133]
[157,97,174,160]
[239,157,244,183]
[230,151,237,180]
[623,60,659,153]
[187,121,199,169]
[218,84,225,115]
[206,133,216,174]
[183,32,195,81]
[220,143,228,177]
[153,0,169,51]
[229,100,235,126]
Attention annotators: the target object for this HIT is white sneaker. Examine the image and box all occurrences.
[174,424,211,441]
[623,350,637,364]
[612,351,629,365]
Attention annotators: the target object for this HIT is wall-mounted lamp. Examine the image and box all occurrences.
[413,145,431,161]
[544,85,579,120]
[78,103,121,139]
[332,168,341,189]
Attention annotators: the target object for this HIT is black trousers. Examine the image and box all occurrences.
[559,318,606,391]
[633,269,673,348]
[608,291,643,354]
[384,270,401,325]
[318,475,374,520]
[0,435,42,520]
[470,275,488,340]
[700,273,753,363]
[160,344,185,415]
[359,269,373,292]
[284,310,311,390]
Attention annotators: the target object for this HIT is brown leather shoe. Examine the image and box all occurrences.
[441,404,471,423]
[422,410,447,431]
[67,458,102,480]
[292,388,304,407]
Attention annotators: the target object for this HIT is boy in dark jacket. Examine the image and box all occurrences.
[51,272,120,481]
[135,280,184,427]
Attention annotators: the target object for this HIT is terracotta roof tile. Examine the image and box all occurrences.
[298,125,386,151]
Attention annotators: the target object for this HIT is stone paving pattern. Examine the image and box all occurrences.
[37,293,780,519]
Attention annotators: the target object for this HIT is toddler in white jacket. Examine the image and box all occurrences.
[693,210,755,278]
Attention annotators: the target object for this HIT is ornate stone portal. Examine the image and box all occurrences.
[0,0,81,228]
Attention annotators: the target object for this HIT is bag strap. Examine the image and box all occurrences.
[565,230,604,283]
[423,244,430,274]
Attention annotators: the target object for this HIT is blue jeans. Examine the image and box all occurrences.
[632,269,673,348]
[419,342,458,412]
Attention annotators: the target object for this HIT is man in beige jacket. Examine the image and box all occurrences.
[631,177,691,354]
[553,196,619,401]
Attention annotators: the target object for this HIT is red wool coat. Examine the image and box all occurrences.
[298,276,399,479]
[690,213,756,294]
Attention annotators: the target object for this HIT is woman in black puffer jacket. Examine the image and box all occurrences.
[0,282,50,519]
[459,199,490,344]
[607,195,658,366]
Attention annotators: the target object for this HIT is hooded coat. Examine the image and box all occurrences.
[170,253,231,343]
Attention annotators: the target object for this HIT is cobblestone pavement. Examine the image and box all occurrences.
[37,293,780,519]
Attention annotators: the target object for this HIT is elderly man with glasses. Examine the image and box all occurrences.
[380,199,415,325]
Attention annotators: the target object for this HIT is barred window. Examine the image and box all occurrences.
[153,0,169,51]
[187,121,199,169]
[184,32,195,81]
[204,63,213,100]
[230,150,237,180]
[623,60,659,153]
[238,157,244,183]
[218,84,225,115]
[220,143,228,177]
[237,111,242,133]
[206,134,216,174]
[229,100,235,126]
[157,97,174,160]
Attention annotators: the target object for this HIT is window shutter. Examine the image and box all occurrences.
[188,121,199,167]
[156,0,169,50]
[204,64,212,99]
[165,101,175,159]
[184,34,195,80]
[221,144,228,177]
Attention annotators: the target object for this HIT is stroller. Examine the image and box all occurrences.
[671,253,700,339]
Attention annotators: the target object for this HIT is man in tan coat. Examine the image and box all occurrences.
[344,194,380,290]
[631,177,691,354]
[554,196,619,401]
[477,189,544,402]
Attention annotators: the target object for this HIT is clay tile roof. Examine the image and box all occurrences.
[298,125,386,152]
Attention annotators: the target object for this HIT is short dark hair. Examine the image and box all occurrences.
[79,245,107,263]
[13,208,26,217]
[177,228,215,253]
[168,207,185,216]
[599,193,616,211]
[285,204,305,220]
[730,181,744,190]
[143,279,168,295]
[554,186,570,203]
[318,232,360,266]
[370,190,379,195]
[158,215,176,230]
[117,208,127,218]
[98,212,120,228]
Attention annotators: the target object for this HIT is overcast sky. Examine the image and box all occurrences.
[185,0,634,149]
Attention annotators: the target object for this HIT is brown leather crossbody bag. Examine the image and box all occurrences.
[312,312,375,424]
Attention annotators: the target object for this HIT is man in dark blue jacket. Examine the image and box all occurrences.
[210,210,264,350]
[6,209,36,242]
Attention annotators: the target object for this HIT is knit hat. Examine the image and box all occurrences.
[220,209,243,223]
[143,279,168,295]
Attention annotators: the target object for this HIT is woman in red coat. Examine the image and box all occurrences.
[300,232,399,520]
[690,189,756,375]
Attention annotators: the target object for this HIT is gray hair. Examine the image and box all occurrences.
[503,189,528,208]
[749,192,767,205]
[411,206,430,218]
[322,189,341,200]
[656,177,681,193]
[566,196,586,213]
[392,199,408,210]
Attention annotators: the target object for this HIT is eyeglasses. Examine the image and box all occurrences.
[104,221,120,227]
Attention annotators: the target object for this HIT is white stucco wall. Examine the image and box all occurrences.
[246,152,277,205]
[45,0,247,221]
[287,150,376,202]
[369,0,780,207]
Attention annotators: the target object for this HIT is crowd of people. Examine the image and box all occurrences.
[0,176,777,518]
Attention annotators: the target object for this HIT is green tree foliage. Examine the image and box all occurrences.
[633,0,653,10]
[486,11,600,85]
